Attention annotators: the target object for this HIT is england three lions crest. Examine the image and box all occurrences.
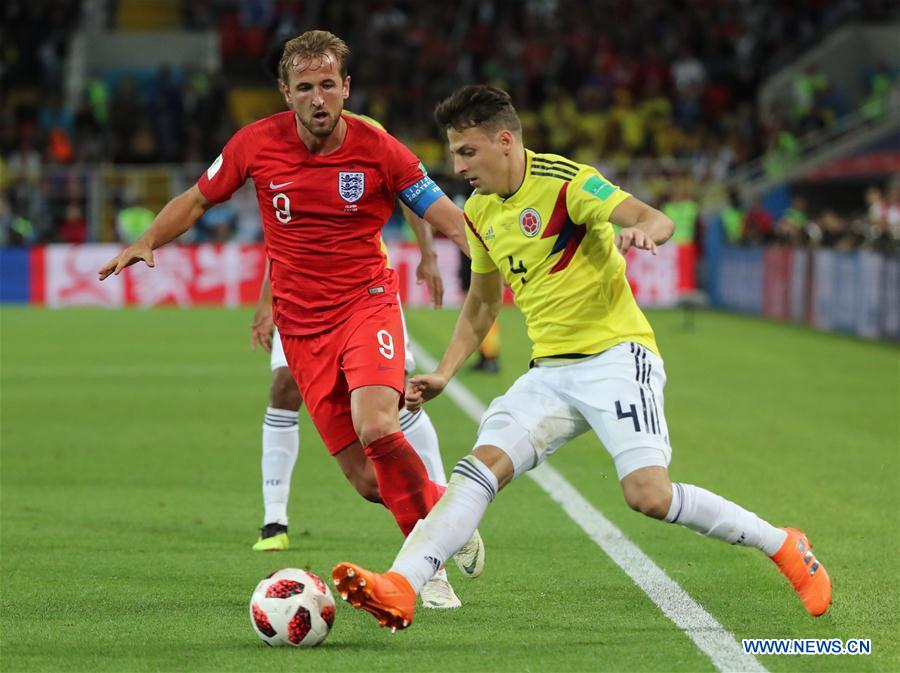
[338,172,365,203]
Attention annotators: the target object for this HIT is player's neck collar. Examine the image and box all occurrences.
[294,113,348,156]
[498,148,529,201]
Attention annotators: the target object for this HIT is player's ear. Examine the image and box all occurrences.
[279,79,291,108]
[342,75,351,101]
[497,129,515,154]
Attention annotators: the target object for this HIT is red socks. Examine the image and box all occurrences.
[363,431,444,536]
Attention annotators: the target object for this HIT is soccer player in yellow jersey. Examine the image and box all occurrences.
[333,85,831,631]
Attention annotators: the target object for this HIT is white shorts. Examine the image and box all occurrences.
[475,342,671,480]
[270,327,288,370]
[270,298,416,373]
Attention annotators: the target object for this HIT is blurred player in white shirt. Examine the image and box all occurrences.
[249,204,474,610]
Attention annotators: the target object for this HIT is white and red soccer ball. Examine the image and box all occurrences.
[249,568,336,647]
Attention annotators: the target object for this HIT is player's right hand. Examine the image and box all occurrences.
[250,305,274,353]
[615,227,657,256]
[405,372,449,411]
[98,241,155,280]
[416,253,444,308]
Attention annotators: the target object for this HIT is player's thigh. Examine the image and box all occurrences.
[280,332,357,455]
[476,366,589,480]
[342,303,406,397]
[349,385,402,443]
[564,342,671,481]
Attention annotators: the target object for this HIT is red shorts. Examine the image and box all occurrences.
[280,302,406,455]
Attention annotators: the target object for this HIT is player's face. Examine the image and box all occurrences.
[447,126,512,195]
[281,51,350,138]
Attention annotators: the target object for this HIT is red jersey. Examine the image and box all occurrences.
[197,111,443,335]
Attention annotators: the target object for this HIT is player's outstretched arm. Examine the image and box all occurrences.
[401,203,444,308]
[98,185,213,280]
[420,195,471,259]
[610,196,675,256]
[407,269,502,407]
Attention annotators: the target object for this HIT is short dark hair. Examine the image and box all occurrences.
[279,30,351,83]
[434,85,522,135]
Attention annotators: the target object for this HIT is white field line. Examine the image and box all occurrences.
[410,340,767,673]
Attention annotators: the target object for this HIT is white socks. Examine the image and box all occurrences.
[665,483,787,556]
[259,407,439,527]
[390,455,498,593]
[400,407,446,486]
[261,406,299,526]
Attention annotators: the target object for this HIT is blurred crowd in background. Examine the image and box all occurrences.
[723,181,900,251]
[1,0,898,252]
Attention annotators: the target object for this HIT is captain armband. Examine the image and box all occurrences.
[399,176,445,218]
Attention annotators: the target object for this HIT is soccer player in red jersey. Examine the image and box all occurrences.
[98,32,484,583]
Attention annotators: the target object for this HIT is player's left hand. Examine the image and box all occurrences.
[98,240,155,280]
[405,372,449,410]
[416,253,444,308]
[616,228,657,256]
[404,381,423,413]
[250,305,274,353]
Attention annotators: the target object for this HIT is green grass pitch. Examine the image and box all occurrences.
[1,306,897,672]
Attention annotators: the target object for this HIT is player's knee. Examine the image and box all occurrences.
[269,368,302,410]
[471,445,516,490]
[625,489,671,519]
[621,469,672,519]
[355,415,400,448]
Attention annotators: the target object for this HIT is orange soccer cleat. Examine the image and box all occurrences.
[771,527,832,617]
[332,562,416,632]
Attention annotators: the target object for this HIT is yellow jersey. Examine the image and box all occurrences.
[342,110,386,132]
[464,149,659,360]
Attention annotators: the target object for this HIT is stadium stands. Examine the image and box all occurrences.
[1,1,898,337]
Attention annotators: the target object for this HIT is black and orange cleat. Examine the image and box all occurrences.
[332,562,416,632]
[771,527,832,617]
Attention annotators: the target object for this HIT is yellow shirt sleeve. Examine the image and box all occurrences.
[343,110,387,132]
[464,201,497,274]
[567,168,631,231]
[379,236,391,269]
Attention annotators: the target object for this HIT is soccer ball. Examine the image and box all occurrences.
[249,568,336,647]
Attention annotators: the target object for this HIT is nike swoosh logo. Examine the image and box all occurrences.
[462,557,478,575]
[269,180,293,189]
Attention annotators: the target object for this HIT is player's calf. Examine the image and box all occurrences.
[347,472,381,503]
[622,463,830,615]
[259,395,300,532]
[334,442,382,503]
[389,456,497,590]
[269,366,302,410]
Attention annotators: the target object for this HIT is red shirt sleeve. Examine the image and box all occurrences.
[383,133,446,217]
[383,133,427,193]
[196,126,253,203]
